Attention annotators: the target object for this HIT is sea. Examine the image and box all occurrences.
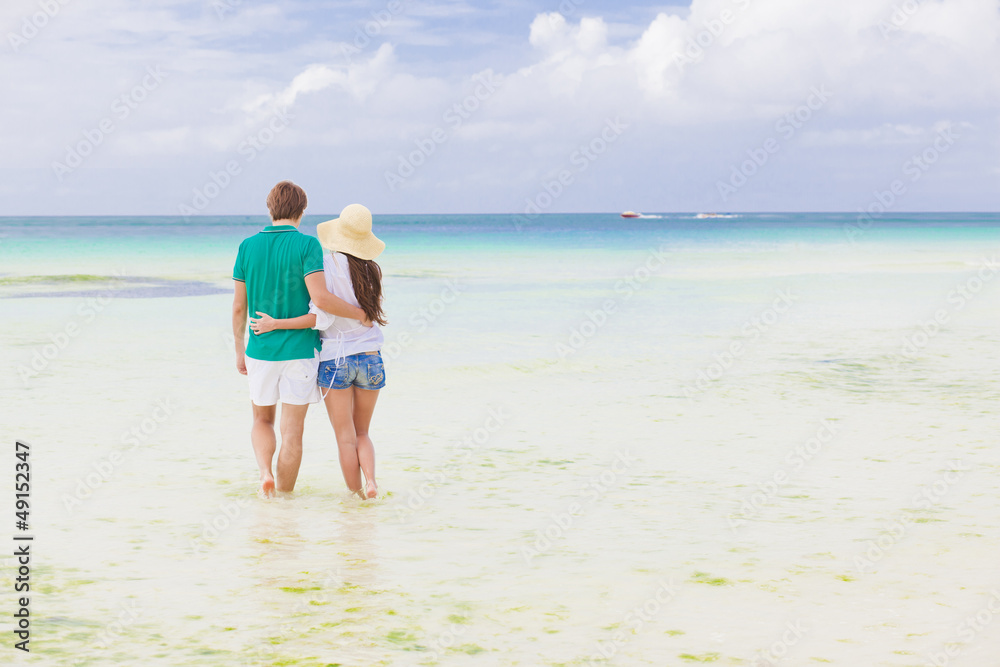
[1,212,999,666]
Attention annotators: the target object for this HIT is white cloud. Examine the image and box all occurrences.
[1,0,998,213]
[799,123,951,148]
[629,13,686,96]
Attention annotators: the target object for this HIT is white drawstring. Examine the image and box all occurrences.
[319,322,367,400]
[321,332,346,400]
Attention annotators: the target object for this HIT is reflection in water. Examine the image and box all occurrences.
[240,493,382,666]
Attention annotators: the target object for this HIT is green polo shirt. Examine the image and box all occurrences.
[233,224,324,361]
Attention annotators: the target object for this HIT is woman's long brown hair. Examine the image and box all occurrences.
[345,254,387,326]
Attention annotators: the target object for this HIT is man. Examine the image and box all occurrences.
[232,180,367,496]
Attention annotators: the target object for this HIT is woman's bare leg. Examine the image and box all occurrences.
[353,387,380,498]
[323,387,363,497]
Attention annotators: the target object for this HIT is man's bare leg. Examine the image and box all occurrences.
[251,403,278,497]
[276,403,309,492]
[352,387,380,499]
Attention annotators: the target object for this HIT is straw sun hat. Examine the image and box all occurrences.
[316,204,385,260]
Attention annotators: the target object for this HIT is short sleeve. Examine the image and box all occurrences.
[308,301,336,330]
[303,237,324,277]
[233,240,246,282]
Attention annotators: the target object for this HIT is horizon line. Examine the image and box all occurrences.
[1,211,999,218]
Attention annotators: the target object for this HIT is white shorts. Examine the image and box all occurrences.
[245,354,320,406]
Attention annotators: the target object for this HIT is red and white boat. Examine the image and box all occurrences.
[620,211,641,218]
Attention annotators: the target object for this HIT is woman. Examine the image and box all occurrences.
[250,203,387,499]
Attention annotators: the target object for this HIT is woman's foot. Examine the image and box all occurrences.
[258,474,276,499]
[365,479,378,499]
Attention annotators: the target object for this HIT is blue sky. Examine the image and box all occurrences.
[1,0,997,215]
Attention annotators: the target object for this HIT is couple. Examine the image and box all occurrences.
[231,180,387,499]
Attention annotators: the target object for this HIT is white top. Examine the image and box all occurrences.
[309,252,384,362]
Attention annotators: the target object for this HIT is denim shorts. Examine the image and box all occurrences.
[317,352,386,391]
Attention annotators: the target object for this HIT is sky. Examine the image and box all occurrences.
[1,0,998,216]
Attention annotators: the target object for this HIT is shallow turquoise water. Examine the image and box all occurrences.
[2,213,1000,665]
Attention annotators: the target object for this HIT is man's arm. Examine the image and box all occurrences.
[304,272,370,323]
[233,280,248,375]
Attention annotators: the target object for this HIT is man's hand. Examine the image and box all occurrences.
[236,350,247,375]
[249,311,277,334]
[361,316,373,328]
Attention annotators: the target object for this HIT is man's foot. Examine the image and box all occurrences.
[365,479,378,499]
[258,474,276,498]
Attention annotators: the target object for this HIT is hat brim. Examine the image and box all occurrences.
[316,218,385,261]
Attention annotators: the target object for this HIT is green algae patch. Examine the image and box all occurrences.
[0,274,112,284]
[690,572,732,586]
[386,629,419,647]
[451,644,485,655]
[279,586,323,594]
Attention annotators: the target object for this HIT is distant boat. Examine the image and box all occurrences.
[621,211,641,218]
[696,213,720,219]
